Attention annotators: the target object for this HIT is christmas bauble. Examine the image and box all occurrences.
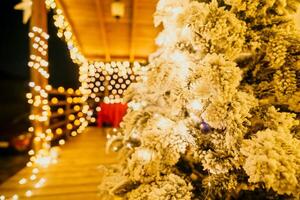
[200,121,211,133]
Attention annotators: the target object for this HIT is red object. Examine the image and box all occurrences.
[97,102,128,128]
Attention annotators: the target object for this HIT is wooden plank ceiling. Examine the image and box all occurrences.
[58,0,161,62]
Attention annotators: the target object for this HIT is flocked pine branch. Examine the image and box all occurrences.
[99,0,300,199]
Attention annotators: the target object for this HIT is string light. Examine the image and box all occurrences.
[137,148,153,163]
[189,100,202,111]
[84,61,148,105]
[2,0,145,198]
[28,27,49,78]
[17,22,86,197]
[25,190,33,197]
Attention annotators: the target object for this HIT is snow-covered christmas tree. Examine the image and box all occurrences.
[100,0,300,199]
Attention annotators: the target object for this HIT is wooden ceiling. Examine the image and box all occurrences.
[57,0,161,62]
[56,0,300,62]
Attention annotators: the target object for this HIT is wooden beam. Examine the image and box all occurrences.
[95,0,111,61]
[86,54,147,62]
[104,18,152,25]
[30,0,49,152]
[56,0,84,54]
[129,0,138,62]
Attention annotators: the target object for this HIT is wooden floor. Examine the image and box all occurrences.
[0,127,118,199]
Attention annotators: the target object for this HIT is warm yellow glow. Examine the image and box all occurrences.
[51,97,58,104]
[57,108,64,114]
[32,168,39,174]
[59,139,65,145]
[28,82,35,87]
[26,93,32,99]
[67,97,73,103]
[67,88,74,94]
[67,123,73,130]
[28,150,35,156]
[18,178,27,185]
[35,156,51,168]
[45,85,52,91]
[55,128,63,135]
[29,115,35,120]
[74,105,80,111]
[25,190,33,197]
[30,175,37,181]
[74,120,80,126]
[71,131,77,136]
[68,114,75,121]
[137,148,153,163]
[34,178,46,188]
[26,162,33,167]
[58,86,65,93]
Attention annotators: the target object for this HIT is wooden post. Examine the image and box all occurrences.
[29,0,49,153]
[65,92,71,138]
[104,79,109,100]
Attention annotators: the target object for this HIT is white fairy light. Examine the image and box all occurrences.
[25,190,33,197]
[18,178,27,185]
[189,100,202,111]
[137,148,153,163]
[156,116,173,130]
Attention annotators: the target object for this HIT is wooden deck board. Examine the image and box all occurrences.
[0,127,117,199]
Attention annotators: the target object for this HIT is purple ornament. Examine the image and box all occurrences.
[200,122,211,133]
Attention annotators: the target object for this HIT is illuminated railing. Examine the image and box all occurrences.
[48,87,88,144]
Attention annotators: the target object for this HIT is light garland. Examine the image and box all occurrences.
[16,23,55,199]
[85,61,148,105]
[1,86,88,199]
[45,0,148,112]
[49,87,89,137]
[28,27,49,78]
[2,0,149,199]
[26,25,51,157]
[45,0,93,123]
[45,0,87,66]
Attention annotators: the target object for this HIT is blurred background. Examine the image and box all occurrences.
[0,0,79,183]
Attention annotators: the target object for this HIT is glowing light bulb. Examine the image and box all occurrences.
[189,100,202,111]
[137,148,153,163]
[34,178,46,188]
[26,162,33,167]
[29,82,35,87]
[32,168,39,174]
[56,128,63,135]
[30,175,37,180]
[156,117,173,130]
[59,139,65,145]
[71,131,77,136]
[58,86,65,93]
[25,190,33,197]
[18,178,27,185]
[28,32,34,38]
[51,97,58,104]
[67,124,73,130]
